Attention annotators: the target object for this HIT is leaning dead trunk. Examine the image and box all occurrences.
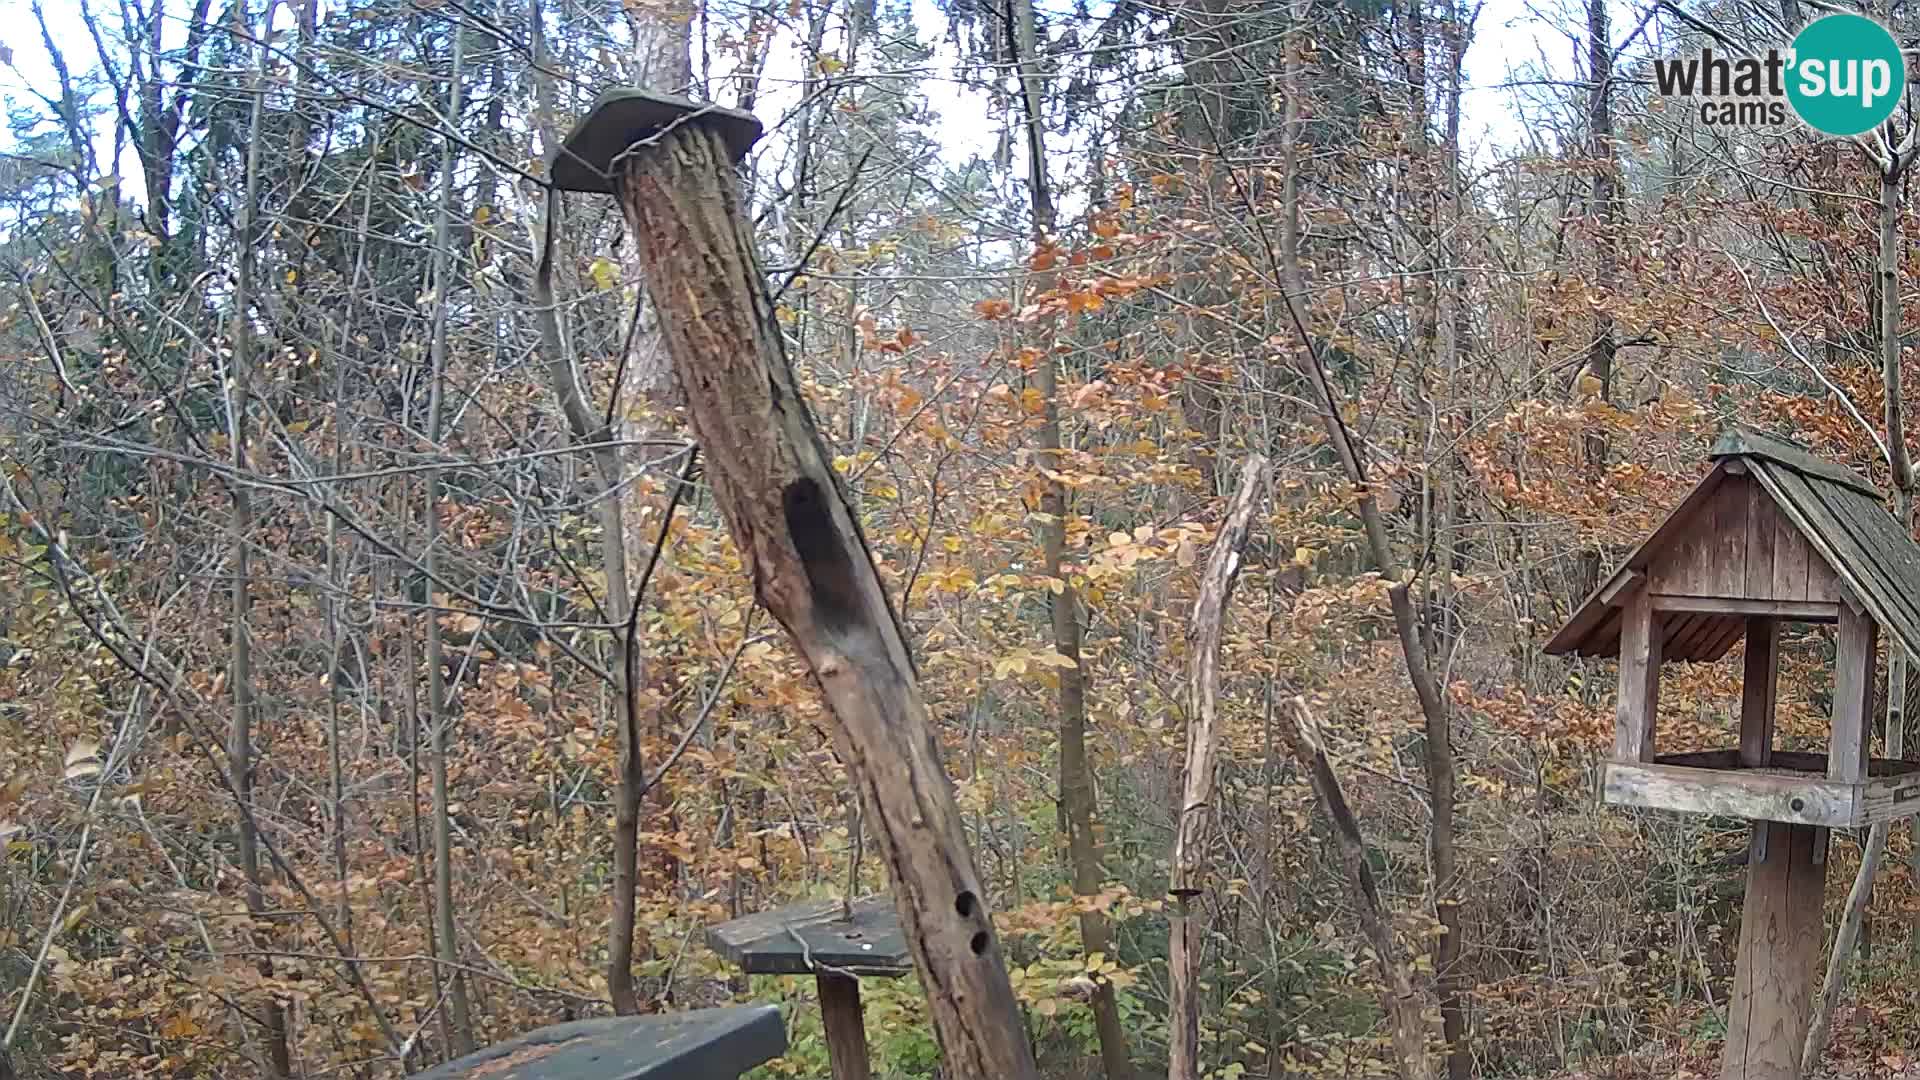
[1277,698,1438,1080]
[605,116,1040,1079]
[1168,456,1270,1080]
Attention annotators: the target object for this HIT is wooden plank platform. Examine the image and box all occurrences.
[1603,749,1920,827]
[707,896,913,977]
[413,1005,786,1080]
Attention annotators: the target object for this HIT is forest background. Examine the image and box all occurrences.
[2,0,1916,1077]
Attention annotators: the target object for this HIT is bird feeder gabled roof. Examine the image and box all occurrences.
[1545,428,1920,665]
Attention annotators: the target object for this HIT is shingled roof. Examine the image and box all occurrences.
[1545,429,1920,665]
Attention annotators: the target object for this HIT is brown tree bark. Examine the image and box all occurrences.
[1168,456,1269,1080]
[610,120,1040,1080]
[1575,0,1620,606]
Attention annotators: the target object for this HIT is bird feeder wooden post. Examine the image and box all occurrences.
[1547,429,1920,1080]
[548,89,1041,1080]
[708,896,913,1080]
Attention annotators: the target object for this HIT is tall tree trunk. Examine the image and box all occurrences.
[228,5,290,1072]
[526,0,656,1016]
[1804,144,1917,1073]
[1579,0,1617,602]
[1006,0,1131,1075]
[424,20,474,1056]
[1168,458,1270,1080]
[1276,13,1450,1075]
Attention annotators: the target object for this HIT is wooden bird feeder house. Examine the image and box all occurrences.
[1547,428,1920,1079]
[707,896,912,1080]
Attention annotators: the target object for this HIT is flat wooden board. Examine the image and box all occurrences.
[413,1006,786,1080]
[552,88,762,193]
[708,896,913,977]
[1604,752,1920,827]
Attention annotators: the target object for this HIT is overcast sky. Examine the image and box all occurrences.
[0,0,1636,208]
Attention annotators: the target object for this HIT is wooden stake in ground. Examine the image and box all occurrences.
[1168,455,1269,1080]
[552,91,1040,1080]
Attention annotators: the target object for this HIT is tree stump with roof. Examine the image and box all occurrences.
[412,1004,786,1080]
[1547,429,1920,1080]
[547,87,1041,1079]
[708,895,912,1080]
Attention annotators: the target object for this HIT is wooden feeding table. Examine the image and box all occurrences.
[1546,428,1920,1080]
[413,1003,786,1079]
[708,896,912,1080]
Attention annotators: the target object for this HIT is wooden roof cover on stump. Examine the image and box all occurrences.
[1545,429,1920,665]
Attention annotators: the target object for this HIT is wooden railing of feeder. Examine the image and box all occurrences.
[708,896,912,1080]
[413,1004,786,1080]
[547,88,1041,1080]
[1546,428,1920,1080]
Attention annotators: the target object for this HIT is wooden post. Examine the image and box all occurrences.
[1831,606,1878,783]
[1721,821,1828,1080]
[593,105,1040,1079]
[1615,586,1661,762]
[1742,618,1779,864]
[817,973,873,1080]
[1168,456,1270,1080]
[1740,617,1777,769]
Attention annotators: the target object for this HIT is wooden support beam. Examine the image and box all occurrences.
[1741,618,1778,769]
[1615,587,1661,762]
[1599,567,1646,607]
[1652,595,1840,621]
[817,973,873,1080]
[1832,607,1878,783]
[1744,617,1780,863]
[1721,821,1827,1080]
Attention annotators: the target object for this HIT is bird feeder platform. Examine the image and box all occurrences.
[549,88,762,193]
[708,896,911,1080]
[412,1004,786,1080]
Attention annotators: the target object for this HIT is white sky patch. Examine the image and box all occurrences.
[0,0,1686,211]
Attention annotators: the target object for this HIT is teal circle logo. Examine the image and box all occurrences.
[1786,14,1905,136]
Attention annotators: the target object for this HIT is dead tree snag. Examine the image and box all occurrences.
[554,91,1040,1080]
